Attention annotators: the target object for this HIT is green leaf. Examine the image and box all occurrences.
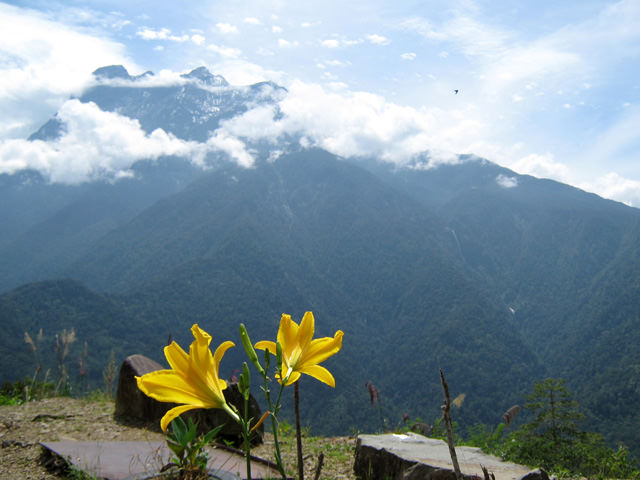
[170,416,188,444]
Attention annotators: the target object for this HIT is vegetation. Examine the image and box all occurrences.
[164,417,223,480]
[4,358,640,479]
[3,151,640,469]
[463,379,640,479]
[0,376,55,405]
[3,74,640,464]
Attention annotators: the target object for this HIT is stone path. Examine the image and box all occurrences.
[40,440,279,480]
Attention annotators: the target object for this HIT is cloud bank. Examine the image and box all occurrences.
[0,100,253,183]
[3,73,639,210]
[220,80,478,166]
[2,0,640,205]
[0,3,138,140]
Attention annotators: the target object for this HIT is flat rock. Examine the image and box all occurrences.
[354,433,533,480]
[40,440,279,480]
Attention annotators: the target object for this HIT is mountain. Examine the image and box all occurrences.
[1,147,541,436]
[0,157,204,290]
[360,157,640,449]
[0,64,285,291]
[29,65,286,143]
[2,65,640,452]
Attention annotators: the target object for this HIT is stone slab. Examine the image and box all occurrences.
[40,440,279,480]
[355,433,532,480]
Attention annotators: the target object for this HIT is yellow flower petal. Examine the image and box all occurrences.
[300,331,343,366]
[283,370,301,386]
[136,370,212,406]
[190,324,215,376]
[164,341,190,373]
[257,312,343,387]
[277,314,298,359]
[213,341,235,374]
[298,364,336,387]
[135,324,236,432]
[254,340,277,354]
[161,404,201,432]
[298,311,315,351]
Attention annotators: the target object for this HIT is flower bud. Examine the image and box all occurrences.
[239,362,251,400]
[239,324,265,376]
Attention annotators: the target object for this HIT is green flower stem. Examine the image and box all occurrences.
[223,403,241,424]
[239,324,265,376]
[261,370,288,479]
[294,381,304,480]
[243,393,252,480]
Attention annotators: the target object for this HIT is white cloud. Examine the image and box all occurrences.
[207,44,242,58]
[321,39,340,48]
[342,38,364,46]
[204,131,254,168]
[216,23,238,34]
[401,52,416,61]
[584,172,640,207]
[482,43,580,94]
[327,82,349,91]
[366,34,390,45]
[136,27,189,42]
[257,47,275,56]
[496,174,518,188]
[0,3,137,140]
[584,106,640,168]
[220,80,485,165]
[191,34,206,45]
[324,59,351,67]
[401,15,509,58]
[272,25,283,34]
[278,38,298,48]
[207,59,284,86]
[511,153,572,184]
[244,17,261,25]
[136,27,168,40]
[0,99,255,183]
[398,17,445,41]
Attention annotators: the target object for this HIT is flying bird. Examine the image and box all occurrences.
[454,89,459,94]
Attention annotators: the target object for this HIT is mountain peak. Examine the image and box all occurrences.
[181,67,229,86]
[92,65,132,81]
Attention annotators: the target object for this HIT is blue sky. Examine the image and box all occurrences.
[1,0,640,205]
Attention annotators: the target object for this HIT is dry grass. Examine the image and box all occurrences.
[0,396,357,479]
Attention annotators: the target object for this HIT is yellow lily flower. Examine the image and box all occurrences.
[255,311,343,387]
[136,324,238,431]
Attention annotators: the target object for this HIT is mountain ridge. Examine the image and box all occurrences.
[1,66,639,453]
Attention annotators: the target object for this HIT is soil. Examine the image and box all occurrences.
[0,397,356,479]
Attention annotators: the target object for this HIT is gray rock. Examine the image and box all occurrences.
[519,469,549,480]
[114,354,264,446]
[403,464,459,480]
[354,433,532,480]
[114,354,166,421]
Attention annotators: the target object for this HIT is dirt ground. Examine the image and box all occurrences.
[0,397,356,479]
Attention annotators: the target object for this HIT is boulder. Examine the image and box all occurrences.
[114,354,264,446]
[519,469,550,480]
[354,433,532,480]
[114,354,166,420]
